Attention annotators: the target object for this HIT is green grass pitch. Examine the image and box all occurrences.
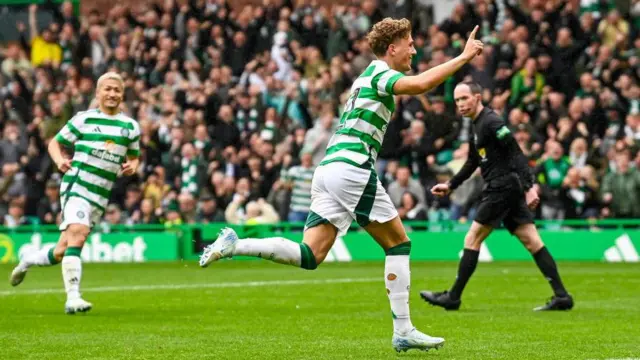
[0,261,638,359]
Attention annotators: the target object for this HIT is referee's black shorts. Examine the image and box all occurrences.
[474,173,534,234]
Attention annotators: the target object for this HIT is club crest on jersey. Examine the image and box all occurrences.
[121,128,130,137]
[478,148,486,158]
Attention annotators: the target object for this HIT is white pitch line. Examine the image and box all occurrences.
[0,277,381,297]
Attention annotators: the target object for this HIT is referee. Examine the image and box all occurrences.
[420,82,574,311]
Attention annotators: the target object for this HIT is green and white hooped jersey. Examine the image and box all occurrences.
[320,60,404,168]
[54,109,141,213]
[285,165,315,213]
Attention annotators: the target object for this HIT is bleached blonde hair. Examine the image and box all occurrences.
[96,72,124,91]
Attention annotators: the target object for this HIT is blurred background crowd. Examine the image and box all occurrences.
[0,0,639,230]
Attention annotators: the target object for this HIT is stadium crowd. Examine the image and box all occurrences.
[0,0,639,229]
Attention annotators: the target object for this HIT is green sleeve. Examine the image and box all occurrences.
[509,74,523,106]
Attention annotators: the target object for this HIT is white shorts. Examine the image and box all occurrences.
[59,196,102,231]
[306,161,398,236]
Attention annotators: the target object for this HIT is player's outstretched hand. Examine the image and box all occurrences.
[431,183,451,197]
[525,188,540,210]
[55,158,72,173]
[461,25,484,61]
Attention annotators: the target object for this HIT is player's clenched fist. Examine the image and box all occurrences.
[461,25,484,61]
[121,160,138,176]
[525,187,540,210]
[431,183,451,197]
[55,158,72,173]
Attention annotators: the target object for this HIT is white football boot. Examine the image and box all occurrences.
[199,227,238,268]
[392,328,445,353]
[9,264,27,287]
[65,298,93,315]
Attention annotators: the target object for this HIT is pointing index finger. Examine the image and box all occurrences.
[469,25,479,40]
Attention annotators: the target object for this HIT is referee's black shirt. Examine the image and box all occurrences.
[449,107,534,191]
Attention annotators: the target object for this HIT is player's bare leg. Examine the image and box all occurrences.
[514,224,574,311]
[299,223,338,266]
[62,224,92,314]
[199,222,336,270]
[10,231,67,286]
[365,216,445,352]
[420,221,492,310]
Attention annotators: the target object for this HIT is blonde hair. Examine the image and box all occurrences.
[366,18,412,57]
[96,72,124,91]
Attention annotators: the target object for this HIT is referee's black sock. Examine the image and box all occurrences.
[449,248,479,300]
[533,246,568,297]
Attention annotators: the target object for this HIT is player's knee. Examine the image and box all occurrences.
[521,234,543,253]
[65,225,90,246]
[463,232,483,250]
[515,225,544,253]
[53,244,67,261]
[300,242,321,270]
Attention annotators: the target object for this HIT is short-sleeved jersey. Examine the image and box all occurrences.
[319,60,405,168]
[285,165,315,213]
[54,109,141,213]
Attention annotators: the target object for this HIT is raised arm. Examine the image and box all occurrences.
[393,26,483,96]
[28,4,39,43]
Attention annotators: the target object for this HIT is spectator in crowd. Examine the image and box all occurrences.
[180,142,200,195]
[0,164,20,210]
[36,179,61,225]
[398,192,427,221]
[196,194,225,223]
[24,5,62,67]
[388,166,426,209]
[1,44,32,77]
[304,107,336,166]
[537,140,572,220]
[178,192,198,224]
[560,166,600,219]
[4,197,30,228]
[123,185,143,219]
[0,0,638,230]
[568,137,600,168]
[225,196,279,225]
[601,150,640,218]
[104,204,122,225]
[282,151,315,222]
[134,197,161,225]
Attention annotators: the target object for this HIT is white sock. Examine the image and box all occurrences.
[385,255,414,335]
[233,238,301,266]
[62,256,82,300]
[19,247,57,270]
